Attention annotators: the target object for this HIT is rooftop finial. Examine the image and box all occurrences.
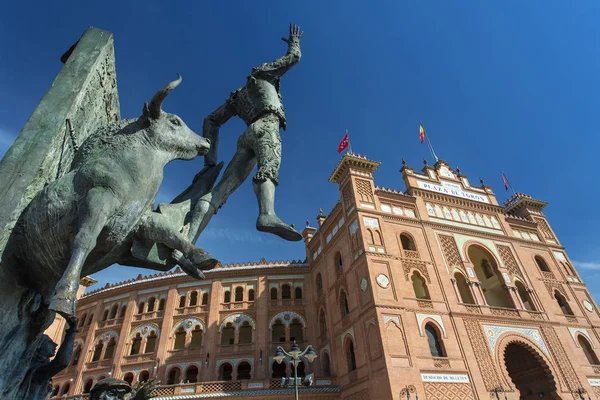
[423,158,428,166]
[402,158,406,166]
[480,177,485,186]
[306,219,310,227]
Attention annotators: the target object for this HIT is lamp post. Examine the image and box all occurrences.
[573,388,592,400]
[492,387,508,400]
[274,341,317,400]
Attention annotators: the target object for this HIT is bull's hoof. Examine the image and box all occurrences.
[49,296,77,325]
[172,249,218,280]
[257,215,302,242]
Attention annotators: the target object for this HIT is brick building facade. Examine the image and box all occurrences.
[50,153,600,399]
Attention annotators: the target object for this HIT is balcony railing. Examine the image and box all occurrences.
[123,353,156,364]
[489,306,520,318]
[133,310,164,321]
[97,318,123,329]
[220,301,255,311]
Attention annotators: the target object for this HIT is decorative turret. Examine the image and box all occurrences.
[316,209,326,227]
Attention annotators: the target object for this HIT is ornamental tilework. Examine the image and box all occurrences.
[543,281,570,301]
[218,314,256,332]
[402,259,431,283]
[483,325,549,357]
[423,382,475,400]
[95,330,118,344]
[172,318,206,334]
[496,245,523,280]
[268,311,306,328]
[130,323,160,338]
[356,179,374,204]
[540,325,581,391]
[439,235,463,269]
[463,319,502,391]
[452,234,504,268]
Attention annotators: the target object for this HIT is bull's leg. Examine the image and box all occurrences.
[50,188,118,323]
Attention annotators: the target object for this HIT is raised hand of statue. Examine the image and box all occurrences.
[281,23,303,45]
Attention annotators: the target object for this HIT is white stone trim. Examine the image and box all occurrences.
[219,314,256,332]
[341,327,355,347]
[416,313,447,338]
[172,318,206,335]
[569,327,594,348]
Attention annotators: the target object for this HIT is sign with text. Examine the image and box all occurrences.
[417,180,489,204]
[421,373,470,383]
[588,378,600,387]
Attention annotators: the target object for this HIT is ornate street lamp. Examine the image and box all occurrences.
[400,385,419,400]
[274,341,317,400]
[492,387,508,400]
[573,388,592,400]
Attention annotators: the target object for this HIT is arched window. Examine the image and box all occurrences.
[51,385,59,397]
[158,298,165,311]
[102,309,109,321]
[185,365,199,383]
[235,287,244,302]
[515,281,536,311]
[147,297,156,312]
[535,256,550,272]
[272,360,286,378]
[179,295,186,308]
[400,233,416,251]
[92,341,103,361]
[239,321,252,344]
[411,272,430,299]
[219,363,233,380]
[137,302,145,314]
[201,292,209,305]
[366,229,375,245]
[79,313,87,328]
[270,287,278,300]
[345,337,357,371]
[555,291,573,315]
[335,252,343,271]
[237,361,252,380]
[469,245,514,308]
[224,291,231,303]
[190,325,203,349]
[272,320,285,342]
[454,273,474,304]
[295,287,303,300]
[145,330,157,353]
[282,284,291,300]
[131,333,142,355]
[425,323,446,357]
[221,323,235,345]
[290,319,303,342]
[319,309,327,336]
[138,370,149,383]
[103,337,116,359]
[71,346,82,366]
[339,290,350,317]
[174,327,186,350]
[119,305,127,318]
[61,383,70,396]
[123,372,134,385]
[87,313,94,326]
[322,351,331,376]
[109,304,118,319]
[189,291,198,306]
[83,379,94,394]
[167,367,181,385]
[248,289,255,301]
[316,274,323,292]
[578,336,600,365]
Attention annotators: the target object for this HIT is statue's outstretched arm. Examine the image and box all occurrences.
[255,24,303,78]
[203,101,236,167]
[36,323,76,381]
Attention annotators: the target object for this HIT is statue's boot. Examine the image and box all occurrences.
[253,180,302,242]
[187,194,218,243]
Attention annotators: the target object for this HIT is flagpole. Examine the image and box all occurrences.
[346,130,353,154]
[420,121,439,163]
[502,171,516,196]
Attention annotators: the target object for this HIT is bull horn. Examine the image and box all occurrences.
[148,73,182,119]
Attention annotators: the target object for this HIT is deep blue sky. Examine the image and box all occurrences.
[1,1,600,297]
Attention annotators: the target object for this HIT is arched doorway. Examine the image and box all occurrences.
[468,245,514,308]
[503,342,559,399]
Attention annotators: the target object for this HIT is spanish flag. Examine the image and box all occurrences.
[419,123,425,144]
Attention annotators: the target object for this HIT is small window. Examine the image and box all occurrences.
[83,379,93,394]
[578,335,600,365]
[158,298,165,311]
[425,324,446,357]
[345,338,357,371]
[270,287,278,301]
[137,302,145,314]
[145,331,157,353]
[237,361,252,380]
[79,313,87,328]
[535,256,550,272]
[319,309,327,336]
[555,291,573,315]
[167,368,181,385]
[316,274,323,292]
[71,346,82,366]
[400,233,416,251]
[119,305,127,318]
[179,295,186,308]
[295,287,303,300]
[340,290,350,317]
[109,304,118,319]
[131,333,142,355]
[454,273,475,304]
[189,292,198,306]
[411,272,430,300]
[335,252,343,270]
[235,287,244,302]
[102,309,109,321]
[138,370,149,383]
[239,321,252,344]
[248,289,255,301]
[219,363,233,381]
[272,321,285,342]
[190,325,203,349]
[92,341,103,361]
[221,324,235,345]
[322,352,332,376]
[185,365,199,383]
[147,297,156,312]
[282,284,291,300]
[290,319,303,342]
[123,373,134,385]
[224,291,231,303]
[201,292,209,305]
[174,327,186,350]
[103,338,116,359]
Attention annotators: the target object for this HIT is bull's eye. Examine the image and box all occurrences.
[170,118,181,126]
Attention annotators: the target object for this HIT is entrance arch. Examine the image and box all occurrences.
[501,341,560,399]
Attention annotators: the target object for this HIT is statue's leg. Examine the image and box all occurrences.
[187,134,257,243]
[50,188,118,322]
[252,115,302,242]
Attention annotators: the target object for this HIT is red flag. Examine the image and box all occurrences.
[419,123,425,144]
[338,132,349,153]
[501,172,509,191]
